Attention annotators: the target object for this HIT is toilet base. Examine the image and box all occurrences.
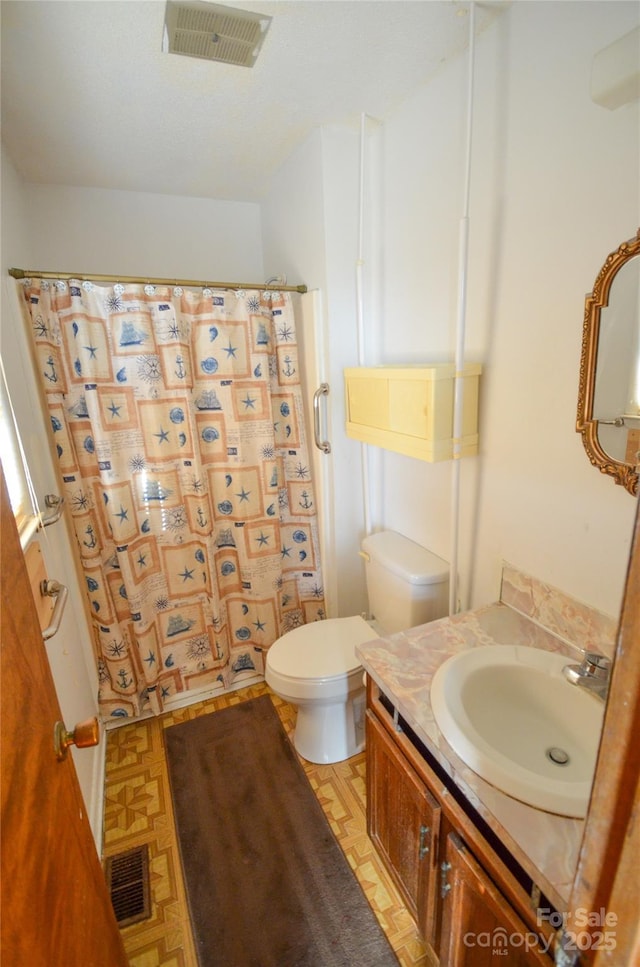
[292,686,366,764]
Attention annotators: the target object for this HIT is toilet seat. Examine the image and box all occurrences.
[267,615,375,682]
[265,615,379,704]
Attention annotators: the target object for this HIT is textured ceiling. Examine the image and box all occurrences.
[1,0,504,202]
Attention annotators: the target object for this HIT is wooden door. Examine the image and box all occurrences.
[566,495,640,964]
[366,709,441,946]
[439,832,552,966]
[0,468,128,967]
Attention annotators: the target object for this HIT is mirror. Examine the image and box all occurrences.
[577,228,640,496]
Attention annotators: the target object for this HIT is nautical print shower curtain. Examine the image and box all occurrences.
[20,278,325,719]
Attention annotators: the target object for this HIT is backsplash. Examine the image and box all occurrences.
[500,564,618,660]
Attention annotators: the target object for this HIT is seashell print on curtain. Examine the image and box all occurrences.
[20,279,326,719]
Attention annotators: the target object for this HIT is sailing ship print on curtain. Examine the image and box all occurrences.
[20,278,325,718]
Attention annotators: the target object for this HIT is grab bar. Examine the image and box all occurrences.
[40,493,65,528]
[40,579,69,640]
[313,383,331,454]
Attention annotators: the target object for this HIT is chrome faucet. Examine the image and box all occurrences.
[563,651,612,701]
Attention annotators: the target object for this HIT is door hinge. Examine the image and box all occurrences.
[419,824,430,859]
[440,860,452,898]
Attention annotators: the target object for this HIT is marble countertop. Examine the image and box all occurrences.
[356,601,587,912]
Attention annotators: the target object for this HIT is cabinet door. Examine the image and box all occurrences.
[439,833,552,966]
[366,710,441,943]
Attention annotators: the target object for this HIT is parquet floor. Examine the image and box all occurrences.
[102,680,431,966]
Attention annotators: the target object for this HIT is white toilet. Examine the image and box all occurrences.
[265,530,449,764]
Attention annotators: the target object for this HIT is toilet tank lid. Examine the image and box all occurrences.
[361,530,449,586]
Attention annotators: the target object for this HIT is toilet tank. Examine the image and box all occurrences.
[361,530,449,633]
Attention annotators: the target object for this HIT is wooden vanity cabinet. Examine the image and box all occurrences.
[365,683,555,965]
[366,709,441,945]
[439,832,552,965]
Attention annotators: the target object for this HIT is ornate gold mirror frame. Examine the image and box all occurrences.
[577,228,640,496]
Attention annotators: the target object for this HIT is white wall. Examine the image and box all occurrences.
[450,0,637,616]
[262,124,371,618]
[20,183,264,280]
[262,1,639,623]
[259,128,327,291]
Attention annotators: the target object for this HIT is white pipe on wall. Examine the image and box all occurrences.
[356,112,372,537]
[449,1,476,615]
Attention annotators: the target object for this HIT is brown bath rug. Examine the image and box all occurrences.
[164,694,398,966]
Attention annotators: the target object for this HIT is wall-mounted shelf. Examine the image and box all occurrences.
[344,363,481,462]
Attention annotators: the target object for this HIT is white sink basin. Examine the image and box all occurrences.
[430,645,605,818]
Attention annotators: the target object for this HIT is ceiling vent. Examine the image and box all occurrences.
[163,1,272,68]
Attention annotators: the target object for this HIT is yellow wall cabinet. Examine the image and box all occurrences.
[344,364,481,462]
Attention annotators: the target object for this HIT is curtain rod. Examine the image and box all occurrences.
[8,267,307,294]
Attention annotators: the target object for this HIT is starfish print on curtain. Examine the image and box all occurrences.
[21,278,325,718]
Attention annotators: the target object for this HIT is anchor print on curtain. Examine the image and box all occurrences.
[20,279,325,718]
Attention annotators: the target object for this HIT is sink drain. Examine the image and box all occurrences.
[546,746,570,766]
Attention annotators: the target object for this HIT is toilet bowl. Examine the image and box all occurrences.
[265,615,378,764]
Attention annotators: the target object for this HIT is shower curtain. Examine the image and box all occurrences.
[20,278,325,718]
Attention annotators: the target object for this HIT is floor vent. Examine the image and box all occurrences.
[163,1,272,68]
[105,845,151,927]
